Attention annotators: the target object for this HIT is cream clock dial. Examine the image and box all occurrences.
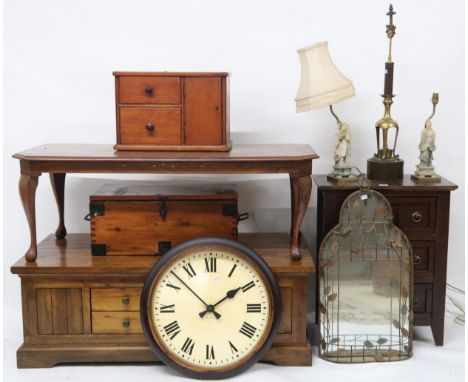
[141,237,281,379]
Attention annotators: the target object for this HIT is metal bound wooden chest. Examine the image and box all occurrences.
[89,184,244,256]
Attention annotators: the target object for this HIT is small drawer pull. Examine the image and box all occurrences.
[121,296,129,305]
[413,298,419,307]
[413,255,422,265]
[122,319,130,328]
[411,211,422,223]
[145,86,153,96]
[146,122,155,131]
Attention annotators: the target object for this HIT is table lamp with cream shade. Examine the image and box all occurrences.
[295,41,357,181]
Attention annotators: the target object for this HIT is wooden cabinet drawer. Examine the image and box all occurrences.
[411,241,435,282]
[413,283,433,325]
[387,196,437,234]
[91,288,141,311]
[119,107,181,145]
[92,311,143,334]
[118,76,181,104]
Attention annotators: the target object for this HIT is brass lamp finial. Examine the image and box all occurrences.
[386,4,396,62]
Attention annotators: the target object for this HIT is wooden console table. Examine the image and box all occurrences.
[13,144,318,262]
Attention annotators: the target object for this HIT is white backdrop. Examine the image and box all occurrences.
[3,0,465,381]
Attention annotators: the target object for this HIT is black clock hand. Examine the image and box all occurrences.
[214,287,241,307]
[199,287,241,318]
[170,271,213,313]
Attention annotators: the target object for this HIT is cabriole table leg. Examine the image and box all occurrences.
[19,174,40,262]
[50,173,67,239]
[289,175,312,261]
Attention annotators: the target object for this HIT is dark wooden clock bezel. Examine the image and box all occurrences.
[140,236,282,379]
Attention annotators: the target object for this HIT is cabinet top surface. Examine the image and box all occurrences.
[10,233,315,275]
[313,175,458,191]
[13,144,318,162]
[113,72,230,77]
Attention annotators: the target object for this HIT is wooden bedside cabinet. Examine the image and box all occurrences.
[113,72,231,152]
[313,175,457,346]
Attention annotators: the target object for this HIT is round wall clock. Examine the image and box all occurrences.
[140,237,281,379]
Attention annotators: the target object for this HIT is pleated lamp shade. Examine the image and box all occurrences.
[295,41,355,113]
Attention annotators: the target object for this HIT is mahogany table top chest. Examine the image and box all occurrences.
[313,175,458,346]
[113,72,231,152]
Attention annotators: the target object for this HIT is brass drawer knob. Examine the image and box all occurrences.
[146,122,155,131]
[122,319,130,328]
[413,298,420,307]
[122,296,129,305]
[411,211,422,223]
[145,86,153,96]
[413,255,422,265]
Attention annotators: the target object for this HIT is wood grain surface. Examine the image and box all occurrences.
[119,107,181,145]
[118,76,181,105]
[11,233,315,275]
[184,76,222,145]
[91,200,238,255]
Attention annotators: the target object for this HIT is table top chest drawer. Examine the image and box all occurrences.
[119,107,181,145]
[114,72,231,152]
[118,76,181,104]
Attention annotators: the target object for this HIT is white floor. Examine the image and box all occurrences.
[3,307,464,382]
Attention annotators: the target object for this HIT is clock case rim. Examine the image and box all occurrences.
[140,236,282,380]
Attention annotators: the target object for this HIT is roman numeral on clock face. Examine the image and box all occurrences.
[205,345,215,360]
[239,322,257,338]
[160,304,175,313]
[228,264,237,277]
[246,303,261,313]
[165,282,180,291]
[204,258,217,272]
[163,320,181,339]
[181,337,195,355]
[242,281,255,292]
[182,263,196,278]
[229,341,238,354]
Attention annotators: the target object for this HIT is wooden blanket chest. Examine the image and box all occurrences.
[89,184,243,256]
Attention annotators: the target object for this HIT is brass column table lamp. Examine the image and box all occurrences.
[295,41,357,181]
[367,4,404,180]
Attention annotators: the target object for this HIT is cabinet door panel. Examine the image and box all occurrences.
[184,77,222,145]
[36,288,83,335]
